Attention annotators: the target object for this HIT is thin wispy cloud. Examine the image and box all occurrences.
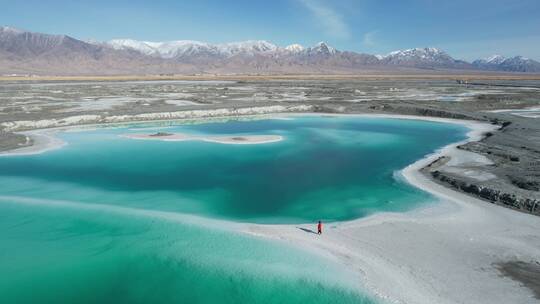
[362,30,378,47]
[297,0,351,40]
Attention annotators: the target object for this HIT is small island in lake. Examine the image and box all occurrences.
[122,132,283,145]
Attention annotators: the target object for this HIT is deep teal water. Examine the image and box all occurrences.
[0,115,467,304]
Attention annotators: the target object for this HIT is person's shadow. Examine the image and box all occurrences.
[297,227,318,234]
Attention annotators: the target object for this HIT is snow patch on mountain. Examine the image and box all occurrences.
[285,44,305,53]
[485,55,506,64]
[306,42,337,55]
[0,26,25,34]
[383,48,451,60]
[219,40,278,55]
[107,39,283,58]
[105,39,340,58]
[472,55,540,72]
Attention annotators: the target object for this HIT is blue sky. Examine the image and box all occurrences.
[2,0,539,60]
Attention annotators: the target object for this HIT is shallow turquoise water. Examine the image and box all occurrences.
[0,115,467,303]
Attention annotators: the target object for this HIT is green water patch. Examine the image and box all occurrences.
[0,116,467,223]
[0,197,371,304]
[0,115,467,303]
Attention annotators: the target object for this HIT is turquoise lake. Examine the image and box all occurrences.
[0,115,467,303]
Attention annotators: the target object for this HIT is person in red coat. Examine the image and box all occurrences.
[317,220,322,235]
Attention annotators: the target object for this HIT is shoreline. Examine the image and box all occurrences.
[0,105,313,133]
[245,116,540,304]
[0,111,486,156]
[0,112,291,156]
[1,112,539,303]
[0,129,67,156]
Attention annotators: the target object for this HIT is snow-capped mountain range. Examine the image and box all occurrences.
[472,55,540,73]
[1,26,539,75]
[105,39,334,58]
[106,38,445,62]
[106,39,277,58]
[380,48,460,65]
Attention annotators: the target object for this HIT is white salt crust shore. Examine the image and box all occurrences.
[0,105,310,156]
[0,129,67,156]
[1,113,539,304]
[246,114,540,304]
[0,105,313,132]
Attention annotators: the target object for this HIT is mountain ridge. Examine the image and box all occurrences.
[1,26,539,75]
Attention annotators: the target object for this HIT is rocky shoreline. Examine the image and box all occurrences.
[430,167,540,215]
[428,117,540,216]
